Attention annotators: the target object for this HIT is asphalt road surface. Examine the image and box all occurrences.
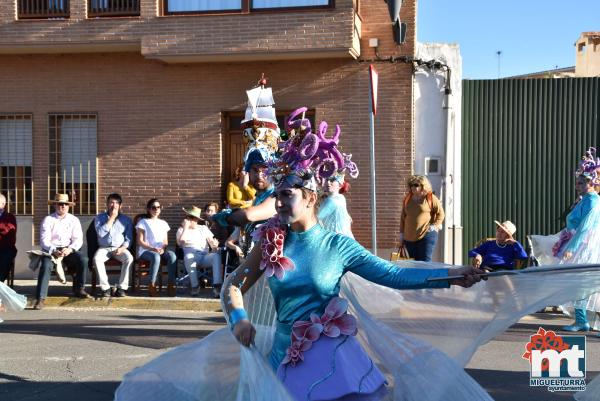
[0,309,598,401]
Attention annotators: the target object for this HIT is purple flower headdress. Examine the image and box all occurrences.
[576,147,600,186]
[267,107,359,191]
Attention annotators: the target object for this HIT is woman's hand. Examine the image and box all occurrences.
[232,320,256,347]
[235,246,244,258]
[563,251,573,260]
[448,266,486,288]
[208,237,219,251]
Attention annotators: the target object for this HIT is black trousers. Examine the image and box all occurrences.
[0,248,17,282]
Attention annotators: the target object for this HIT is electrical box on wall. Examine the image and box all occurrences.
[425,157,441,175]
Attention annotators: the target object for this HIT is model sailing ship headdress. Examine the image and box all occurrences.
[241,75,281,172]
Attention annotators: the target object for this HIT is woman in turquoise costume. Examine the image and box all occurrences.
[530,148,600,332]
[223,108,486,401]
[318,172,354,238]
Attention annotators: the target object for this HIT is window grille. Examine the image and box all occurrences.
[252,0,329,9]
[48,114,97,215]
[0,114,33,215]
[164,0,331,14]
[17,0,70,19]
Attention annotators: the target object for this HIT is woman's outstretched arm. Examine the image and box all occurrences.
[221,245,264,346]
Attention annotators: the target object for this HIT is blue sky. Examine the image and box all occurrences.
[417,0,600,79]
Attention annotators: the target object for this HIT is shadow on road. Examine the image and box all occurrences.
[117,314,225,323]
[0,379,119,401]
[0,319,222,349]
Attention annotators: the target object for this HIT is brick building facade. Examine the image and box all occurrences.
[0,0,416,252]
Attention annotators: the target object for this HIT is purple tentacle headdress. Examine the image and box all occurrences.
[576,147,600,186]
[267,107,359,191]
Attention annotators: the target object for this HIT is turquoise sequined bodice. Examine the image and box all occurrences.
[567,192,600,231]
[267,223,449,367]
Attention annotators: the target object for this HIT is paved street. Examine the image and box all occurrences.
[0,308,598,401]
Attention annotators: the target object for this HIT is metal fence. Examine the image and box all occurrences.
[462,77,600,259]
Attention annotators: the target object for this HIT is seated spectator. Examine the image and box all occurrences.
[176,206,221,297]
[469,220,527,271]
[93,193,134,298]
[204,202,231,247]
[136,198,177,297]
[35,194,90,310]
[224,226,246,272]
[0,194,17,283]
[225,227,244,261]
[226,163,256,209]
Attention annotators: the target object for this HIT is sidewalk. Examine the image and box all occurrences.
[11,279,221,312]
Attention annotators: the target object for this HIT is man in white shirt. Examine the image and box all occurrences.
[34,194,89,310]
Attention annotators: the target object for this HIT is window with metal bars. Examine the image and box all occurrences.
[48,114,97,215]
[0,114,33,215]
[164,0,331,14]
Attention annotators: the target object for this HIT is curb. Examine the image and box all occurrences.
[27,296,222,312]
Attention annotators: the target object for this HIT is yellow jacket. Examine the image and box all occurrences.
[227,181,256,209]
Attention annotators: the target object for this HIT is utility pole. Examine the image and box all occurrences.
[496,50,502,78]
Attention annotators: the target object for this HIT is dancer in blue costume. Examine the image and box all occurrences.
[318,173,354,238]
[222,107,485,401]
[530,148,600,332]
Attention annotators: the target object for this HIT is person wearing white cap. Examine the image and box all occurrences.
[468,220,528,271]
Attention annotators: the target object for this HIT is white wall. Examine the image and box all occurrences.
[414,42,463,264]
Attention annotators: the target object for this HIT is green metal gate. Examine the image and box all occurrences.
[462,78,600,259]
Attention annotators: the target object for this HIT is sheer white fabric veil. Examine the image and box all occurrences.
[114,195,600,401]
[0,281,27,312]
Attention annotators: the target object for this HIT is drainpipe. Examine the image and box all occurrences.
[442,68,457,264]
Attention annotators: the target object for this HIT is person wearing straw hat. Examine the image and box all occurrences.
[468,220,527,271]
[34,193,89,310]
[176,206,220,297]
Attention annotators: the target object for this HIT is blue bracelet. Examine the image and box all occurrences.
[230,308,249,327]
